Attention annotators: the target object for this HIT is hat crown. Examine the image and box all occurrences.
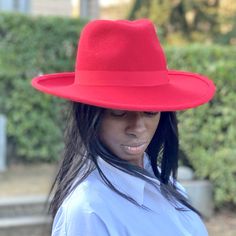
[31,19,215,112]
[76,19,167,71]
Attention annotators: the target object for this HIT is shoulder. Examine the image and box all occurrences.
[64,170,109,215]
[52,171,110,235]
[174,180,189,198]
[168,174,189,199]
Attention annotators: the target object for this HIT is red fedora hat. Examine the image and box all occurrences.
[31,19,215,111]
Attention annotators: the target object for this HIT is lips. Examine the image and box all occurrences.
[121,142,147,155]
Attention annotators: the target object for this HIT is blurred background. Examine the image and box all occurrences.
[0,0,235,235]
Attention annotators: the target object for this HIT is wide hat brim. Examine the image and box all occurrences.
[31,70,215,111]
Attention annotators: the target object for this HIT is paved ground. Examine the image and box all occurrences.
[0,163,236,235]
[0,163,57,197]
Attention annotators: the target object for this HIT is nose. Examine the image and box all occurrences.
[125,112,146,137]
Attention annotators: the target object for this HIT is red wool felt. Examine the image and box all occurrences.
[31,19,216,111]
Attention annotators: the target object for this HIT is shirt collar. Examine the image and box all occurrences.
[97,153,157,206]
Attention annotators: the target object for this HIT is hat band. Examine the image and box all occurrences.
[75,71,169,87]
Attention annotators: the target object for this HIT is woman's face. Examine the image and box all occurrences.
[99,109,161,167]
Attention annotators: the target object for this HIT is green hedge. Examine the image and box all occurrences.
[0,13,235,208]
[165,45,236,207]
[0,13,87,161]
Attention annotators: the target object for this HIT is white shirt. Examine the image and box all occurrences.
[52,155,208,236]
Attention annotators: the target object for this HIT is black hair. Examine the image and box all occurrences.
[49,101,201,218]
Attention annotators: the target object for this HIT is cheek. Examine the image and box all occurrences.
[99,119,121,148]
[100,128,114,144]
[99,125,124,157]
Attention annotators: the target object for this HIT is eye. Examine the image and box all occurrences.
[110,109,127,117]
[144,112,160,117]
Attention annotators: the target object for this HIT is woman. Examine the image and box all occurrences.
[32,19,215,235]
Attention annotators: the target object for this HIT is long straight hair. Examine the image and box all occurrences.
[49,101,200,218]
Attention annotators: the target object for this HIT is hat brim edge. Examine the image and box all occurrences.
[31,70,216,111]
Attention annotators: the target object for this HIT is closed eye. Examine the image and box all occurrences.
[109,110,160,117]
[110,110,126,117]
